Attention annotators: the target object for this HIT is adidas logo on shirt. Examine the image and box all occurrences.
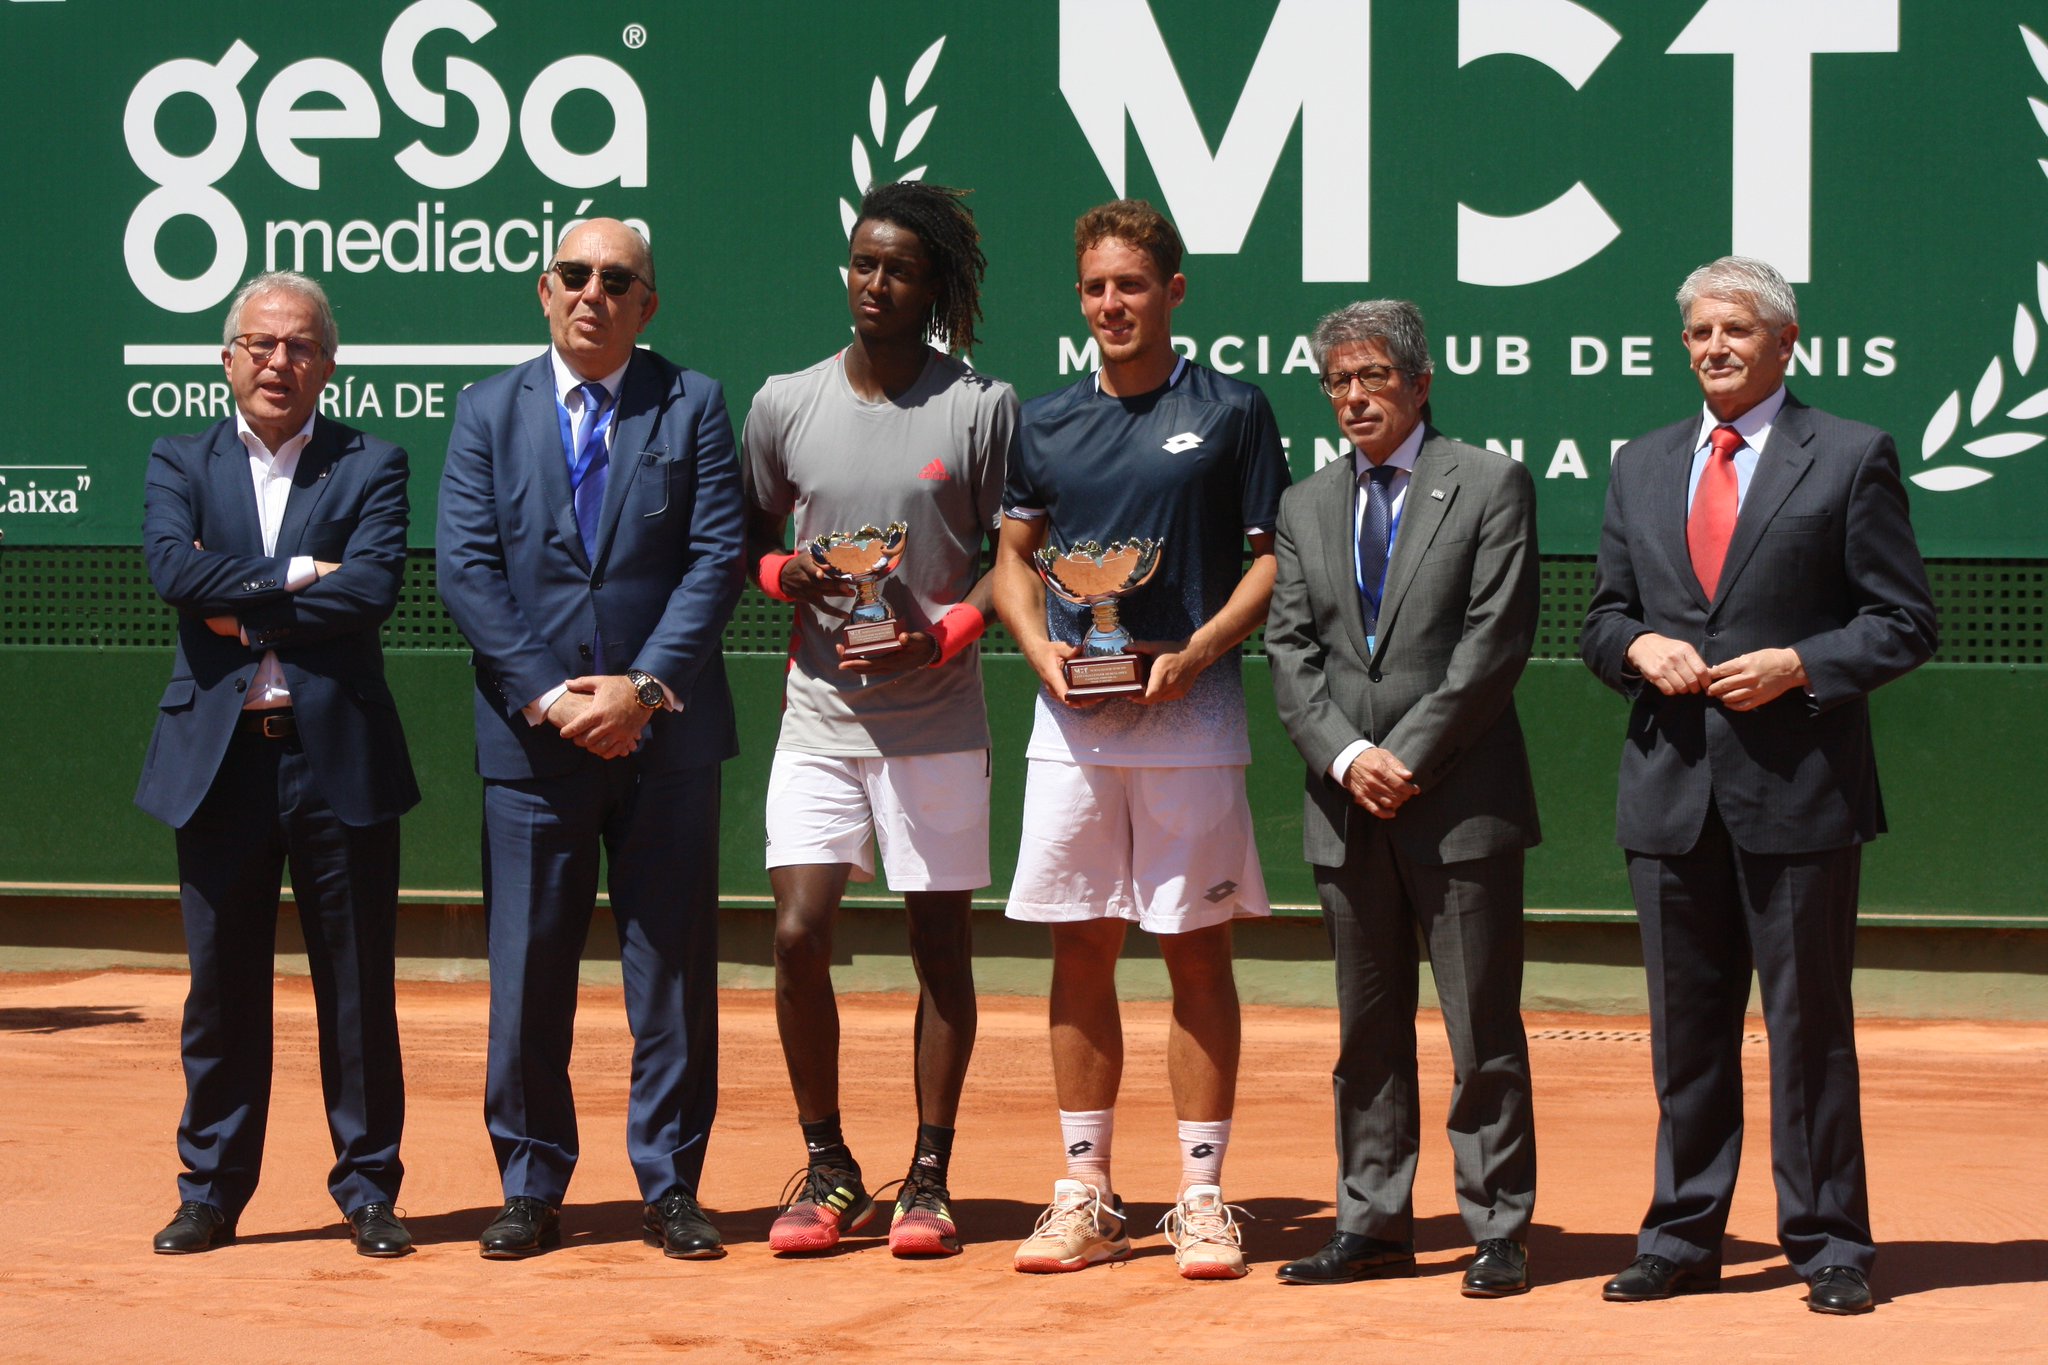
[919,458,950,481]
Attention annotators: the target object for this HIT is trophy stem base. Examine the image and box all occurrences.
[1063,652,1147,698]
[842,619,904,657]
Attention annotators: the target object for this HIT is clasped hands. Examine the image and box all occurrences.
[1343,747,1418,819]
[545,676,650,760]
[1625,632,1806,711]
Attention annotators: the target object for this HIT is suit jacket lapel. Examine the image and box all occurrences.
[522,359,588,573]
[1711,396,1815,609]
[1651,422,1710,612]
[590,350,656,569]
[1372,433,1458,657]
[207,422,262,553]
[276,417,340,554]
[1314,456,1373,663]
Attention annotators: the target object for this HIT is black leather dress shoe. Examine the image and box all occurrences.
[347,1202,413,1258]
[153,1201,235,1254]
[1276,1232,1416,1284]
[1806,1265,1874,1315]
[1461,1238,1529,1297]
[479,1196,561,1259]
[1602,1253,1720,1301]
[643,1187,725,1260]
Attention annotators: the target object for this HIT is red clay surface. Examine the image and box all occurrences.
[2,970,2043,1362]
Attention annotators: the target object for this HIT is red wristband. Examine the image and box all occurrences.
[925,602,986,668]
[757,551,796,602]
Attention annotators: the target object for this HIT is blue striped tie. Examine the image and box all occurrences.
[1358,464,1396,637]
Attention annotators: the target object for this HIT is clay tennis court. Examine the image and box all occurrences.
[2,969,2042,1361]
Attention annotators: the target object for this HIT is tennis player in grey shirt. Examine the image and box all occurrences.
[741,181,1015,1260]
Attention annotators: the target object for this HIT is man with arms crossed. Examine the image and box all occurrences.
[995,200,1290,1280]
[438,219,746,1260]
[1581,257,1936,1315]
[743,181,1015,1258]
[1265,300,1541,1295]
[139,270,418,1257]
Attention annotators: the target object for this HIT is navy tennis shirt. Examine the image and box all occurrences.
[1005,359,1291,765]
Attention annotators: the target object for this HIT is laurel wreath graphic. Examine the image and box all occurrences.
[1911,24,2048,491]
[836,36,946,281]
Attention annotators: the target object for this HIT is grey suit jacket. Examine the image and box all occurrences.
[1580,394,1938,856]
[1268,429,1542,868]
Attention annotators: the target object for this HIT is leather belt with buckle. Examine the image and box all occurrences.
[237,709,297,740]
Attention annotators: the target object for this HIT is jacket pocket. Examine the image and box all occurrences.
[158,678,196,712]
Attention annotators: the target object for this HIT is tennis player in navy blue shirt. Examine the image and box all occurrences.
[994,200,1289,1280]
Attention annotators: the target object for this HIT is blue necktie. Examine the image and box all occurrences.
[1358,463,1396,637]
[569,380,614,556]
[567,380,614,670]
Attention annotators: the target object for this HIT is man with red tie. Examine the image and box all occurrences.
[1581,256,1938,1315]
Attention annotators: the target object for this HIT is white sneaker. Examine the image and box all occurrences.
[1014,1179,1131,1273]
[1160,1184,1249,1280]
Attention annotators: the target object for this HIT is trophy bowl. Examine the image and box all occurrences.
[804,522,909,657]
[1034,538,1164,697]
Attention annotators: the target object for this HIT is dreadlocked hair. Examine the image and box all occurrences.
[854,180,987,355]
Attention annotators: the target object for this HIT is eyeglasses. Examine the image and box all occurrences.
[232,333,327,366]
[549,260,652,296]
[1319,366,1404,397]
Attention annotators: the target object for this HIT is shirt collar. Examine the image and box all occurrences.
[234,408,317,470]
[1695,384,1787,452]
[1352,421,1425,481]
[549,347,630,407]
[1093,354,1188,396]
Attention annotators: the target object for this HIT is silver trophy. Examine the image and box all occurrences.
[1034,538,1164,697]
[804,522,909,657]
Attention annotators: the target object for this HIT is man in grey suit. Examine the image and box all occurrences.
[1267,300,1541,1296]
[1581,257,1936,1315]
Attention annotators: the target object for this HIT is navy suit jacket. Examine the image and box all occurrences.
[1580,394,1938,857]
[436,348,745,780]
[135,416,420,829]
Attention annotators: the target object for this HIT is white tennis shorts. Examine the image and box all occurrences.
[1006,757,1271,934]
[764,748,991,892]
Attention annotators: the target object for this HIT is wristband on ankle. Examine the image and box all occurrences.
[757,551,796,602]
[925,602,986,668]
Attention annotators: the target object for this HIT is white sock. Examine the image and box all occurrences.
[1059,1108,1114,1193]
[1178,1118,1232,1194]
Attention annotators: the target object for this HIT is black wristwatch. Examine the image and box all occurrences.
[626,669,664,709]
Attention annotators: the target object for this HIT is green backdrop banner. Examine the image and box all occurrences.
[5,0,2046,554]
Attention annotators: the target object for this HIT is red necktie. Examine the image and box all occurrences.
[1688,425,1743,599]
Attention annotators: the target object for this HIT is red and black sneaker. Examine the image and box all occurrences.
[768,1165,877,1253]
[885,1169,961,1258]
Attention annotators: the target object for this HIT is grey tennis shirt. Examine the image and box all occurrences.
[743,350,1016,756]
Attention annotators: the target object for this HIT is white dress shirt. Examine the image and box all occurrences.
[234,410,321,711]
[1328,421,1425,784]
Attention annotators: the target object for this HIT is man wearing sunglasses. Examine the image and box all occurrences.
[437,218,746,1260]
[138,270,419,1258]
[1265,300,1541,1296]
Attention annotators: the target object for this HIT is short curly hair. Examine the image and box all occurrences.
[1074,199,1183,282]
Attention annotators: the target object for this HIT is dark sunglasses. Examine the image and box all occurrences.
[549,260,652,296]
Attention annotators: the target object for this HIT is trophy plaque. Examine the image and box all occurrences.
[804,522,909,657]
[1034,538,1164,697]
